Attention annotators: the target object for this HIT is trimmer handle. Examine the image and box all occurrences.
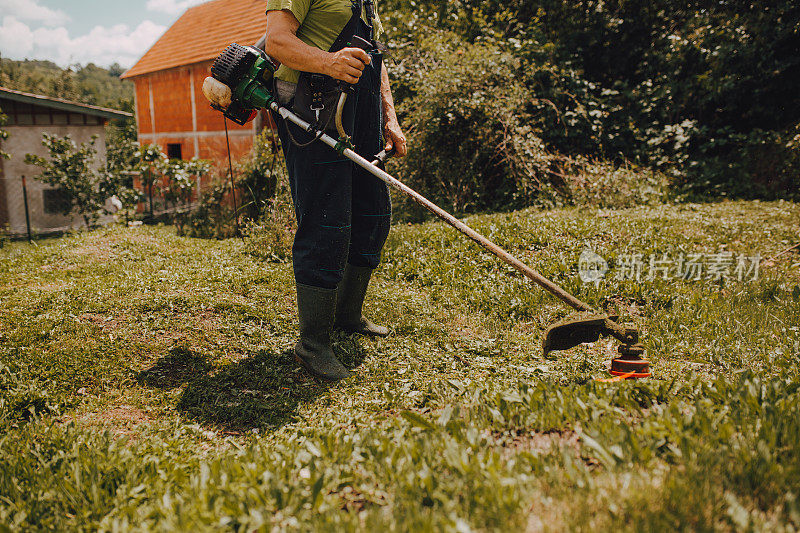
[349,35,374,52]
[371,146,396,166]
[338,36,375,93]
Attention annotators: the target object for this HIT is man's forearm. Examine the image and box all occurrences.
[380,65,407,156]
[380,66,398,125]
[264,11,370,85]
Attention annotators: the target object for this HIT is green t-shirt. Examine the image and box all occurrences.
[265,0,382,84]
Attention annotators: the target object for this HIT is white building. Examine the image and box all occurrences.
[0,87,132,237]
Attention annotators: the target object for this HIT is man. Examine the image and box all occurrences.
[264,0,406,381]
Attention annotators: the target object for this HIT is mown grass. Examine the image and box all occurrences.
[1,200,799,531]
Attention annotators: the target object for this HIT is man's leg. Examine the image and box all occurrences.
[334,75,392,337]
[334,169,391,337]
[276,117,354,380]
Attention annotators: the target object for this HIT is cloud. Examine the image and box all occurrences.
[145,0,206,15]
[0,15,35,59]
[0,16,167,68]
[0,0,69,26]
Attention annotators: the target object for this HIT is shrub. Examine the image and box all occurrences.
[134,143,166,219]
[236,131,284,220]
[103,122,142,222]
[181,132,292,242]
[241,181,296,262]
[389,34,555,215]
[160,158,211,235]
[24,134,108,228]
[380,0,800,201]
[178,169,237,239]
[387,33,670,219]
[239,134,296,260]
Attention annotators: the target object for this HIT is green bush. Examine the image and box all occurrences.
[241,191,296,262]
[178,170,238,239]
[387,33,669,218]
[236,131,284,220]
[24,134,108,228]
[390,34,536,213]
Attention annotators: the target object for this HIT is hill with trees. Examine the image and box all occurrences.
[0,57,134,113]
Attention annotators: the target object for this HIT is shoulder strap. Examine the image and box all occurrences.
[363,1,375,27]
[328,0,365,53]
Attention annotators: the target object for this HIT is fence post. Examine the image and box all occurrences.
[21,175,32,243]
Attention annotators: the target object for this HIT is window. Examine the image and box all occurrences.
[167,143,183,160]
[42,189,71,215]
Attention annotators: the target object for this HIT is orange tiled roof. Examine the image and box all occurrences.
[121,0,266,79]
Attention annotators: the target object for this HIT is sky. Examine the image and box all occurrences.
[0,0,212,69]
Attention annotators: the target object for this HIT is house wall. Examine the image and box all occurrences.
[1,122,108,236]
[132,61,260,173]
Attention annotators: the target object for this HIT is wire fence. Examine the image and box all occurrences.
[0,173,103,241]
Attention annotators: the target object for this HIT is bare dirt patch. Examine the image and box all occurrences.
[76,404,155,438]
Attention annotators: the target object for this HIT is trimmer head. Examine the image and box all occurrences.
[542,313,618,355]
[543,313,651,379]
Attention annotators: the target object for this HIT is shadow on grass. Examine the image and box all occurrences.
[136,346,213,390]
[137,337,369,431]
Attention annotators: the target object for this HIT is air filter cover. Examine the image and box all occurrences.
[211,43,257,87]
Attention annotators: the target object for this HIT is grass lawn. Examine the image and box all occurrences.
[1,200,799,531]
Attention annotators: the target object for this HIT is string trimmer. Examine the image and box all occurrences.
[202,43,651,378]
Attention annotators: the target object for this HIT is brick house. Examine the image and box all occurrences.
[121,0,269,169]
[0,87,132,237]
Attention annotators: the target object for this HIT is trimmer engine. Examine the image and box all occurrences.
[203,43,276,125]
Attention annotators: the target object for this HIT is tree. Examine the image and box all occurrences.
[103,122,142,222]
[159,157,210,207]
[24,134,107,228]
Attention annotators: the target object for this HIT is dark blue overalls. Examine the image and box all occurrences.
[274,1,391,290]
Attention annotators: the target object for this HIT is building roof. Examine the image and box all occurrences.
[0,87,133,120]
[121,0,266,79]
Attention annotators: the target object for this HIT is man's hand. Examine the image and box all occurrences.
[326,48,371,84]
[384,118,407,157]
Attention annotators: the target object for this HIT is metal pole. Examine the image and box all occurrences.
[21,175,32,243]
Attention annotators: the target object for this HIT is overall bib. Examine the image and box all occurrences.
[274,1,391,290]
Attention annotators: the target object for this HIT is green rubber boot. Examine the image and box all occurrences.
[294,283,351,381]
[334,264,389,337]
